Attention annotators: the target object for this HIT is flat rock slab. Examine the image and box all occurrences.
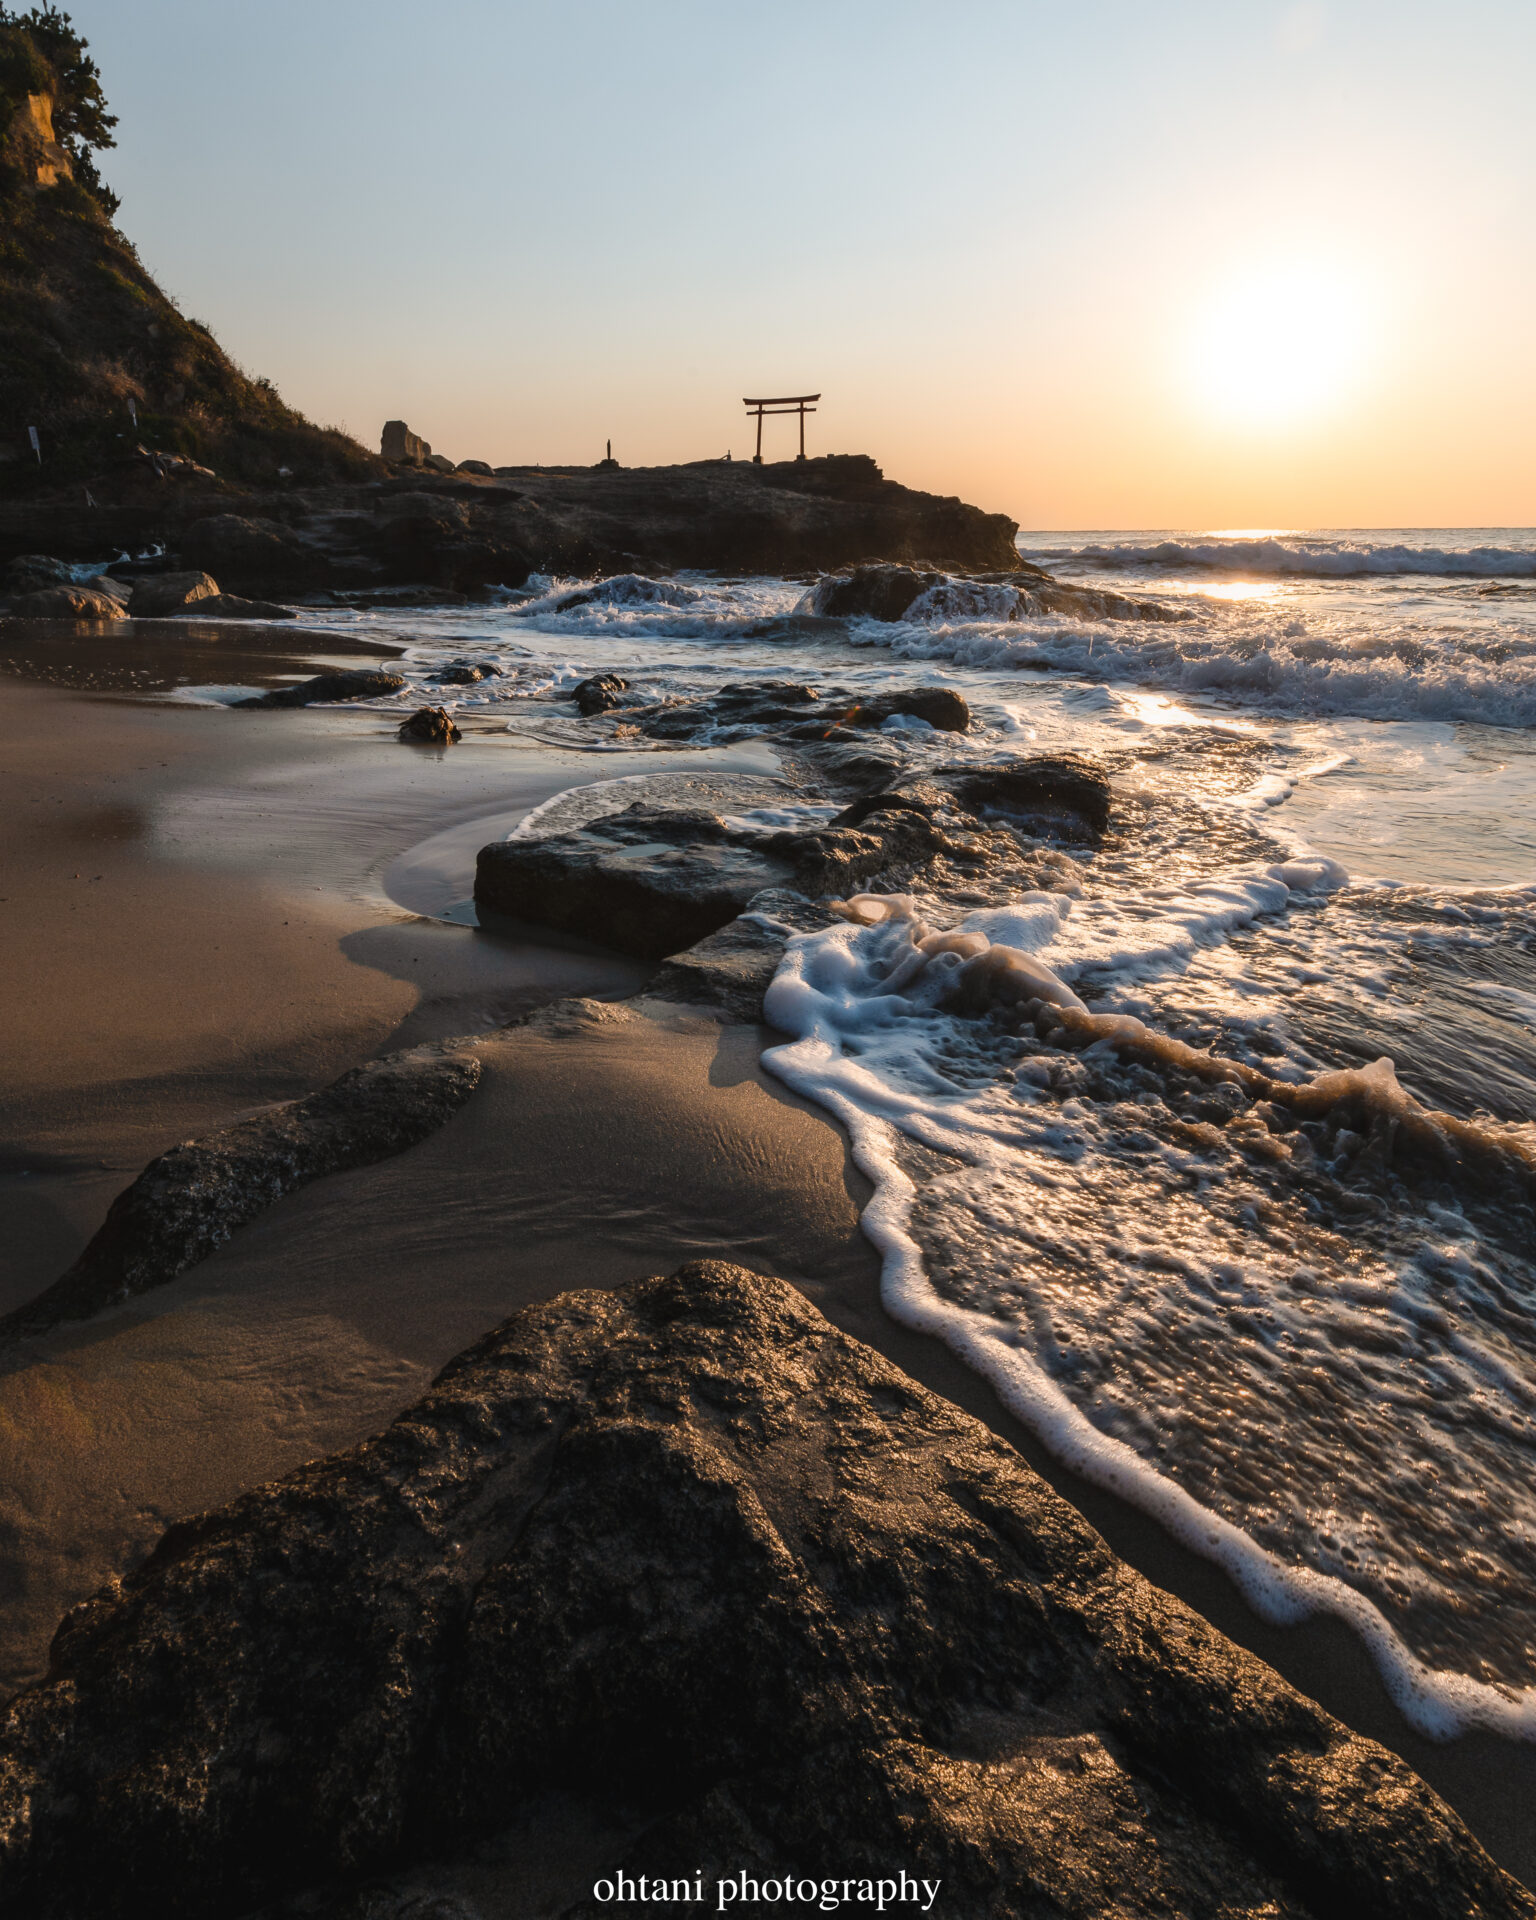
[476,806,797,960]
[0,1264,1522,1918]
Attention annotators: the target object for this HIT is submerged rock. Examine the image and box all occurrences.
[806,562,1191,629]
[815,686,970,733]
[628,680,967,745]
[397,705,462,744]
[242,669,409,708]
[0,1264,1521,1919]
[6,585,126,620]
[432,662,499,685]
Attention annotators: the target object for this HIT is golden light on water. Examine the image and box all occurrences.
[1186,266,1372,430]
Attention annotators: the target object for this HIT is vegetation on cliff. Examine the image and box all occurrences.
[0,6,378,489]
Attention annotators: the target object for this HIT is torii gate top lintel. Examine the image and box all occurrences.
[743,392,820,463]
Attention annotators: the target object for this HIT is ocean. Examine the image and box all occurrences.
[249,527,1536,1740]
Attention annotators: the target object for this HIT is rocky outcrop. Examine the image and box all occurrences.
[1,457,1018,589]
[0,1042,481,1345]
[179,515,324,595]
[5,584,124,619]
[380,419,429,465]
[241,668,408,708]
[0,1264,1523,1919]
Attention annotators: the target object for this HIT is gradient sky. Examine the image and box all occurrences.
[69,0,1536,528]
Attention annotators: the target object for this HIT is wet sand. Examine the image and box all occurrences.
[1,650,1534,1888]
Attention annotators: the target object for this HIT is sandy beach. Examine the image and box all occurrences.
[1,633,1533,1889]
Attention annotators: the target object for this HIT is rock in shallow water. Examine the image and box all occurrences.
[0,1263,1522,1919]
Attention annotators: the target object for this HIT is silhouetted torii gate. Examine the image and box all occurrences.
[743,393,819,463]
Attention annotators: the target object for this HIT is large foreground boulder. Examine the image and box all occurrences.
[0,1264,1522,1918]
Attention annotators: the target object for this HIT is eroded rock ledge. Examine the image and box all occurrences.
[0,1263,1523,1919]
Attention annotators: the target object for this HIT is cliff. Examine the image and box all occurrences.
[0,11,378,489]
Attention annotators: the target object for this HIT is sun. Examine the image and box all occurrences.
[1186,264,1372,429]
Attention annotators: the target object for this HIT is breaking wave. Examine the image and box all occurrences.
[870,611,1536,729]
[1027,536,1536,578]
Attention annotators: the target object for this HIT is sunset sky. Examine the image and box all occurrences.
[73,0,1536,528]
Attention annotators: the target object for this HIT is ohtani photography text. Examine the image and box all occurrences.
[590,1871,943,1911]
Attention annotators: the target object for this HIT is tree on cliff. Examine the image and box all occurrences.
[0,4,116,213]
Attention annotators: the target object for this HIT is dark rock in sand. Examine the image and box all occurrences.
[570,671,630,715]
[242,668,409,708]
[397,705,462,744]
[0,1263,1523,1920]
[5,584,126,620]
[0,1042,481,1346]
[167,592,295,621]
[476,806,798,960]
[126,568,222,617]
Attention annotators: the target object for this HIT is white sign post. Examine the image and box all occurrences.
[27,426,40,464]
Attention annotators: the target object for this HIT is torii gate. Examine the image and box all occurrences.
[743,393,820,463]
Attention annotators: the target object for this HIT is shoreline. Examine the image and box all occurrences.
[1,653,1534,1887]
